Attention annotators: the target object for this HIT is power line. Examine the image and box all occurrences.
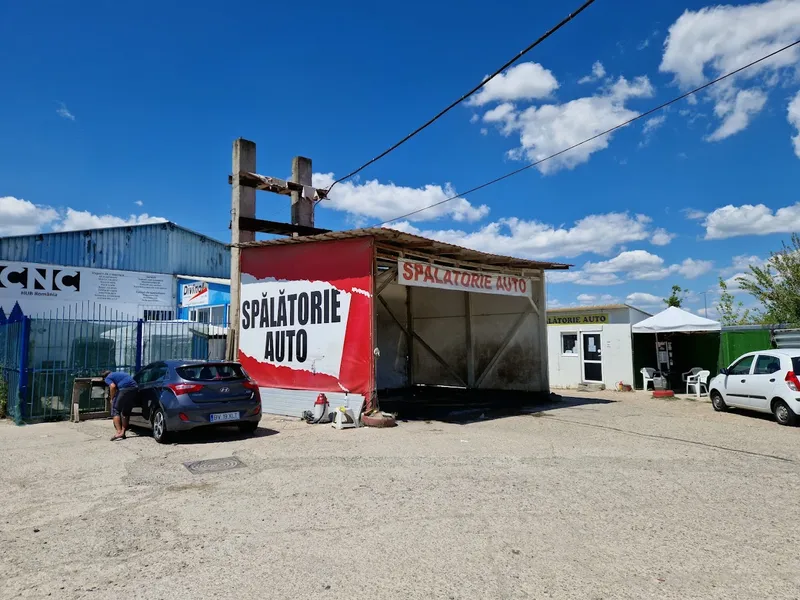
[327,0,598,193]
[378,38,800,226]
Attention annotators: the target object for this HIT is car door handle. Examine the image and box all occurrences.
[741,379,746,383]
[770,378,776,382]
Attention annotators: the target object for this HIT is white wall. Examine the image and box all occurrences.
[547,308,637,389]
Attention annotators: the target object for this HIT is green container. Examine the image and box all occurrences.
[718,327,773,371]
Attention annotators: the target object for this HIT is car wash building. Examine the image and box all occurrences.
[546,304,651,389]
[236,228,569,417]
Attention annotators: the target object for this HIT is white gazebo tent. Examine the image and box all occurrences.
[632,307,721,391]
[632,306,721,334]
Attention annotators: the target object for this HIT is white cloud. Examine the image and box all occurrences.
[682,208,707,220]
[703,202,800,239]
[56,102,75,121]
[626,292,663,308]
[584,250,665,275]
[705,88,768,141]
[660,0,800,140]
[391,212,654,260]
[789,90,800,158]
[313,173,489,224]
[53,209,167,232]
[676,258,714,279]
[650,228,675,246]
[642,114,666,135]
[582,250,711,281]
[134,200,144,207]
[547,270,624,286]
[488,75,655,174]
[468,62,559,106]
[0,196,60,235]
[578,61,606,84]
[482,102,517,127]
[469,114,479,124]
[577,293,619,305]
[0,195,166,235]
[721,254,766,276]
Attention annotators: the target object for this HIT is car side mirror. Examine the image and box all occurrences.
[719,368,728,375]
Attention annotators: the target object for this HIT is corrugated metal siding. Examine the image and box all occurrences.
[0,222,229,278]
[774,329,800,349]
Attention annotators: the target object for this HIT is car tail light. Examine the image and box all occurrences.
[178,412,189,422]
[785,371,800,392]
[243,380,259,392]
[168,382,204,395]
[252,404,261,416]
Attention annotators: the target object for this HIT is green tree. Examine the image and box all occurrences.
[663,285,686,308]
[716,277,752,325]
[737,233,800,325]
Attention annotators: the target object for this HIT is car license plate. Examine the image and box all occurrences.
[210,411,239,423]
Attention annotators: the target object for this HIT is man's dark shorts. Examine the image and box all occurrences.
[111,386,139,417]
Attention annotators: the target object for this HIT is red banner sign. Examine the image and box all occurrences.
[398,259,530,297]
[238,238,374,396]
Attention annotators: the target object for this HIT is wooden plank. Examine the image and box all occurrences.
[228,171,329,199]
[465,292,475,387]
[239,216,330,237]
[375,267,397,296]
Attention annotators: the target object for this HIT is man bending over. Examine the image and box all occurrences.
[101,370,138,441]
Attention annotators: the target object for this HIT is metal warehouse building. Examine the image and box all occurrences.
[0,222,232,423]
[0,222,229,320]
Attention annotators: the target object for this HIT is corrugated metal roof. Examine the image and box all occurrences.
[0,222,230,278]
[547,304,648,313]
[238,227,571,272]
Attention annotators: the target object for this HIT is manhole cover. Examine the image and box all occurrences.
[184,456,245,475]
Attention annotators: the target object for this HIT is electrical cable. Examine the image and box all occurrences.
[377,38,800,226]
[327,0,598,192]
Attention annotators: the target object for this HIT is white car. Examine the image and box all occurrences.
[709,348,800,426]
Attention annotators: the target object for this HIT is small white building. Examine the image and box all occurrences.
[547,304,651,389]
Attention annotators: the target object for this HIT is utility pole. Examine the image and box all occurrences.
[226,139,256,360]
[225,140,331,361]
[291,156,314,227]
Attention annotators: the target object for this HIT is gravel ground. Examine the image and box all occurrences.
[2,390,800,600]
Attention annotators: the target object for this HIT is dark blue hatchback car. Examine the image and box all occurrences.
[128,360,262,443]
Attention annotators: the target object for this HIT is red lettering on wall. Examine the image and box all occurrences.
[402,262,414,281]
[443,270,453,285]
[414,264,424,280]
[424,266,434,283]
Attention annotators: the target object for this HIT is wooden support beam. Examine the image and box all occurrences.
[378,294,466,387]
[228,171,329,199]
[375,267,397,297]
[465,292,475,387]
[475,308,532,388]
[406,285,415,387]
[238,216,329,237]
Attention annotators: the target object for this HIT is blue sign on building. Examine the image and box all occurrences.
[176,277,231,325]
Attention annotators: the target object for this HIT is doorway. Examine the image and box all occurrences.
[582,332,603,383]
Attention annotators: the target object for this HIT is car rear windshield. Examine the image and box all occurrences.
[793,358,800,373]
[176,364,247,381]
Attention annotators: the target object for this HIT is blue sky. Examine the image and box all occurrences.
[2,0,800,317]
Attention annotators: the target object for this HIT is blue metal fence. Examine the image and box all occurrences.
[0,315,228,423]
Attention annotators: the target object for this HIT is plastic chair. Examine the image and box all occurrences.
[641,368,661,391]
[686,370,710,397]
[681,367,702,382]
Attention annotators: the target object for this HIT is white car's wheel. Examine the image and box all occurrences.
[711,391,727,412]
[773,400,797,426]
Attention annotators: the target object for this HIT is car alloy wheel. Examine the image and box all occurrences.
[153,409,168,443]
[711,391,727,412]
